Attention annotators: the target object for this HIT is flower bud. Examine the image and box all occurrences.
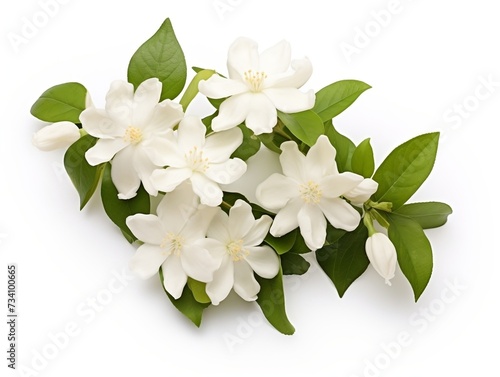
[344,178,378,206]
[365,232,397,285]
[32,121,81,151]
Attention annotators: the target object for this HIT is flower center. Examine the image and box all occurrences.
[161,232,184,256]
[226,239,248,262]
[186,146,209,173]
[299,181,322,204]
[243,69,267,92]
[124,126,143,144]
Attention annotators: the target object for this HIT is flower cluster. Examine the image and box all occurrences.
[30,18,452,333]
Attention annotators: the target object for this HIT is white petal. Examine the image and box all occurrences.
[206,256,234,306]
[279,141,307,181]
[366,233,397,285]
[80,107,124,139]
[181,206,219,240]
[198,75,248,99]
[181,244,218,283]
[126,214,164,244]
[32,121,80,151]
[298,204,327,251]
[344,178,379,206]
[132,78,162,127]
[256,173,298,211]
[227,200,254,240]
[190,173,223,207]
[320,172,364,198]
[206,210,230,243]
[304,135,338,180]
[233,261,260,302]
[199,237,228,261]
[144,99,184,135]
[129,243,167,279]
[263,88,315,114]
[244,245,279,279]
[212,94,249,132]
[203,127,243,163]
[161,256,188,299]
[85,138,128,166]
[318,197,361,232]
[205,159,247,185]
[111,147,141,200]
[142,131,185,167]
[156,182,199,233]
[266,58,313,89]
[133,148,159,196]
[105,80,135,125]
[150,167,192,193]
[244,215,272,246]
[269,197,303,237]
[177,116,207,151]
[259,40,291,75]
[243,93,277,135]
[227,37,260,80]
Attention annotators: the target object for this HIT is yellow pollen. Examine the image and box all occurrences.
[226,239,248,262]
[243,69,267,92]
[161,233,184,256]
[300,181,322,204]
[124,126,143,144]
[186,146,209,173]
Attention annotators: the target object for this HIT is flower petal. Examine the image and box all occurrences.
[144,99,184,135]
[256,173,299,211]
[263,88,315,114]
[365,233,397,285]
[161,256,188,299]
[227,37,260,80]
[227,200,254,240]
[279,141,307,181]
[80,107,124,139]
[344,178,379,206]
[243,93,277,135]
[142,130,185,167]
[85,138,128,166]
[318,197,361,232]
[304,135,338,180]
[32,121,81,151]
[129,243,167,279]
[320,172,364,198]
[133,147,159,196]
[181,206,219,240]
[181,244,218,283]
[244,245,279,279]
[198,75,248,99]
[203,127,243,163]
[111,147,141,200]
[105,80,134,125]
[259,40,291,75]
[244,215,272,246]
[132,78,162,127]
[190,173,223,207]
[269,197,303,237]
[151,167,192,193]
[156,182,199,233]
[206,256,234,306]
[126,214,164,244]
[233,260,260,302]
[212,93,250,132]
[177,116,207,151]
[298,204,327,251]
[205,159,247,185]
[266,58,313,89]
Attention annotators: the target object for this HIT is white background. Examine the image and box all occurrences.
[1,0,499,376]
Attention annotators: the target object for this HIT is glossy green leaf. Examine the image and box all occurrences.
[160,268,209,327]
[288,231,312,254]
[324,120,356,172]
[258,132,283,154]
[395,202,453,229]
[386,213,433,301]
[278,110,324,147]
[281,253,310,275]
[31,82,87,123]
[351,138,375,178]
[231,125,261,161]
[187,278,211,304]
[265,230,297,255]
[63,135,103,210]
[222,192,272,218]
[179,69,216,111]
[100,163,150,241]
[372,133,440,210]
[313,80,371,122]
[128,18,187,101]
[256,267,295,335]
[316,222,369,297]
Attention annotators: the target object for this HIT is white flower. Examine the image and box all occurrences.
[32,121,81,151]
[344,178,379,206]
[149,115,247,207]
[198,37,315,135]
[365,233,397,286]
[201,200,279,305]
[256,135,377,251]
[126,184,219,299]
[80,78,184,199]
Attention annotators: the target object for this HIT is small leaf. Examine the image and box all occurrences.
[281,253,310,275]
[256,267,295,335]
[160,268,209,327]
[63,135,103,209]
[100,163,151,241]
[222,192,272,218]
[313,80,371,122]
[179,69,216,111]
[265,230,297,255]
[187,278,211,304]
[128,18,187,101]
[372,133,440,210]
[395,202,453,229]
[31,82,87,123]
[316,222,369,297]
[324,120,356,172]
[386,213,433,301]
[278,110,324,147]
[231,125,261,161]
[258,132,283,154]
[351,138,375,178]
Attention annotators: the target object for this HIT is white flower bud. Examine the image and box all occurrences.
[32,121,81,151]
[344,178,378,206]
[365,232,397,285]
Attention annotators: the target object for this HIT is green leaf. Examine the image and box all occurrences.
[258,132,283,154]
[394,202,453,229]
[159,268,209,327]
[256,267,295,335]
[231,125,261,161]
[100,163,151,241]
[316,222,369,297]
[179,69,216,111]
[31,82,87,123]
[288,231,312,254]
[222,192,272,218]
[278,110,324,147]
[63,135,103,210]
[128,18,187,101]
[372,133,440,210]
[265,230,297,255]
[351,138,375,178]
[324,120,356,172]
[313,80,371,122]
[187,278,211,304]
[281,253,310,275]
[386,213,433,301]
